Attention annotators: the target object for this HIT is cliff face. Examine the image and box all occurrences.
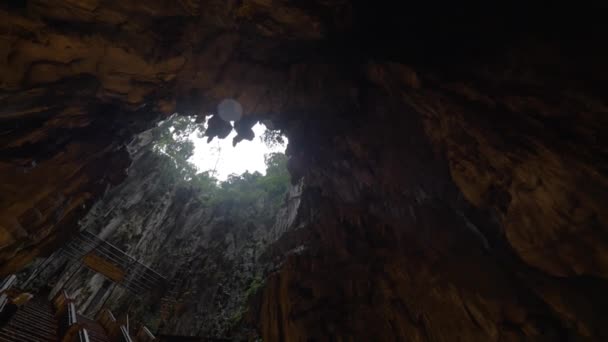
[256,61,608,340]
[23,129,302,339]
[2,1,608,341]
[0,0,349,272]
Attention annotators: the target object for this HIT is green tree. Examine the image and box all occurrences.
[260,129,285,148]
[152,115,202,181]
[150,115,291,211]
[258,153,290,199]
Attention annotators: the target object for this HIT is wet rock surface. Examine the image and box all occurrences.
[20,131,302,339]
[1,1,608,340]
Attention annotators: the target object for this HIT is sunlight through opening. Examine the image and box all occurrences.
[187,122,287,181]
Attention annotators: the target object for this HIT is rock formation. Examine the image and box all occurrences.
[18,125,300,339]
[1,1,607,340]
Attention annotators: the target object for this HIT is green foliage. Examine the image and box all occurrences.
[229,306,247,328]
[245,276,264,300]
[208,153,289,212]
[211,171,265,207]
[152,115,202,181]
[148,118,289,335]
[259,153,290,197]
[228,276,265,329]
[150,116,291,213]
[190,171,220,196]
[261,129,285,148]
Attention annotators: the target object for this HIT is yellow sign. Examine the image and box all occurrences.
[82,253,126,282]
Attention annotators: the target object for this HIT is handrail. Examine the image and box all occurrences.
[136,326,157,342]
[0,293,8,312]
[68,302,78,326]
[53,289,70,314]
[57,231,168,299]
[52,287,113,342]
[0,274,17,313]
[66,241,131,269]
[0,275,16,293]
[56,291,77,340]
[80,231,167,281]
[123,267,163,287]
[97,309,124,341]
[77,328,91,342]
[64,236,130,270]
[79,232,138,263]
[120,325,134,342]
[64,231,167,283]
[61,254,161,294]
[96,308,117,329]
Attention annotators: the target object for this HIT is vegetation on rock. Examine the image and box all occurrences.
[152,114,290,215]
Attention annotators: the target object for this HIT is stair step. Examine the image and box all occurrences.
[0,328,51,342]
[12,316,57,331]
[8,319,56,335]
[29,299,52,307]
[86,328,108,336]
[89,336,110,342]
[27,303,51,310]
[78,322,106,333]
[13,317,56,330]
[20,308,53,320]
[15,310,56,324]
[6,321,56,340]
[21,305,54,315]
[76,316,110,340]
[15,308,55,320]
[0,331,29,342]
[0,332,20,342]
[28,305,54,314]
[7,322,55,336]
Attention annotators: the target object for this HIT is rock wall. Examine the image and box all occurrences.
[22,129,302,339]
[0,0,352,272]
[1,1,608,341]
[256,63,608,339]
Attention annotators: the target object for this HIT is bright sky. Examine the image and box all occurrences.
[187,122,287,180]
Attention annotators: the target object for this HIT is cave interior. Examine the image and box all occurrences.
[0,1,607,341]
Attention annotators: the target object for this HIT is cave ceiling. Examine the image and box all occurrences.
[1,1,608,340]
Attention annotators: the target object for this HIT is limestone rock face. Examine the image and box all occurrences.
[20,130,303,339]
[1,1,608,341]
[0,75,134,273]
[0,0,349,273]
[256,63,608,339]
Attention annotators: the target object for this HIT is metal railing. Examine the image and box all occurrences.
[60,230,166,294]
[136,326,157,342]
[0,275,17,313]
[77,329,91,342]
[54,290,113,342]
[0,275,16,294]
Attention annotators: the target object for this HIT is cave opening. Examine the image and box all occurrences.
[8,111,297,339]
[152,113,289,182]
[1,2,607,341]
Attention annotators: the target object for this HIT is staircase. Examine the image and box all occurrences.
[78,314,110,342]
[0,296,57,341]
[0,275,158,342]
[55,290,119,342]
[61,231,167,294]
